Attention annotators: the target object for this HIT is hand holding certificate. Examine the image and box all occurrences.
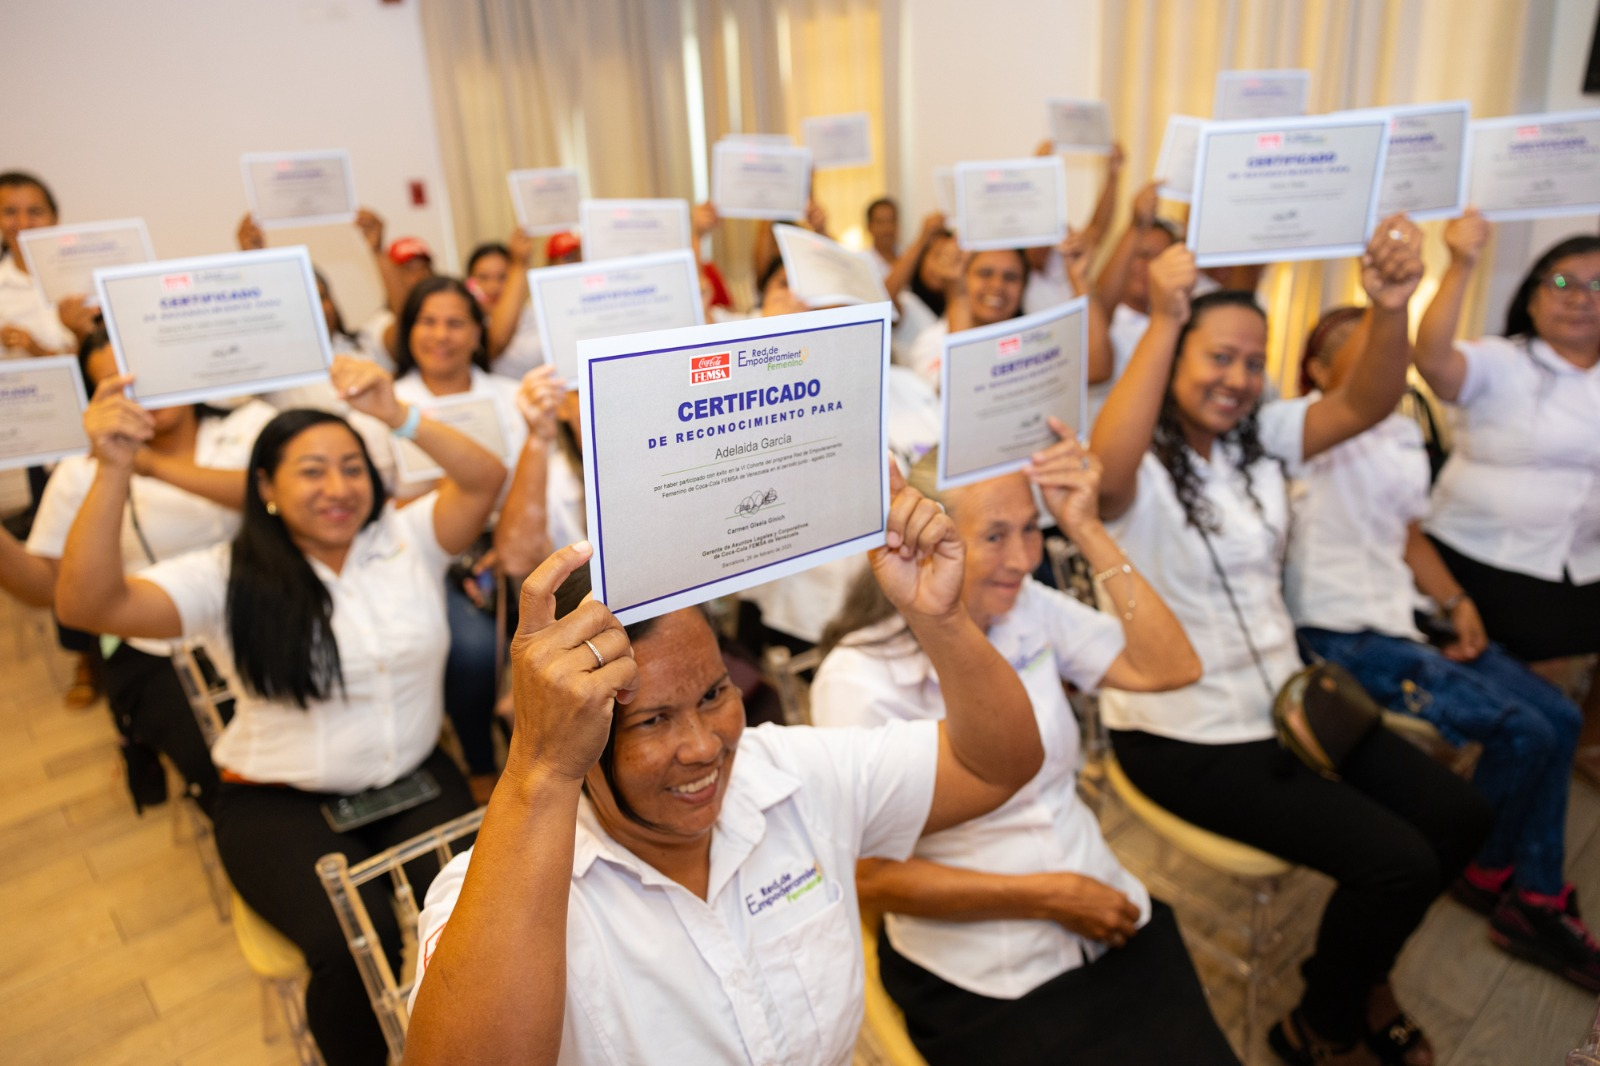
[240,150,357,230]
[18,220,153,308]
[1469,110,1600,221]
[508,168,583,236]
[579,199,692,263]
[1155,115,1205,202]
[801,113,873,170]
[1187,113,1390,267]
[0,356,90,471]
[937,298,1087,489]
[1047,99,1114,155]
[953,158,1068,251]
[577,305,890,623]
[96,247,333,409]
[528,250,704,383]
[711,141,813,221]
[1213,70,1310,121]
[772,225,891,307]
[392,394,511,483]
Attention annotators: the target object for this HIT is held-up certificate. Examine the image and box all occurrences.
[1155,115,1205,202]
[953,158,1068,251]
[933,167,956,216]
[528,250,705,383]
[1188,113,1390,268]
[95,247,332,409]
[1375,102,1472,220]
[773,225,891,307]
[240,150,357,230]
[711,141,813,221]
[579,199,692,263]
[392,394,511,483]
[1213,70,1310,122]
[802,112,873,170]
[507,168,582,236]
[18,219,154,308]
[1047,99,1114,154]
[0,356,90,472]
[1469,110,1600,221]
[578,304,891,624]
[937,298,1087,490]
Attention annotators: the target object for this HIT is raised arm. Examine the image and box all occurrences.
[1414,208,1489,402]
[331,356,505,555]
[493,366,563,578]
[404,542,639,1066]
[1091,181,1159,319]
[357,208,409,318]
[1301,215,1425,459]
[870,463,1042,835]
[1080,143,1123,252]
[1060,228,1113,385]
[885,212,945,301]
[133,449,248,510]
[486,230,533,360]
[1090,243,1195,521]
[55,376,184,638]
[0,527,58,609]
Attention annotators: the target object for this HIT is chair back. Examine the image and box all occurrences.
[762,644,823,726]
[316,807,487,1062]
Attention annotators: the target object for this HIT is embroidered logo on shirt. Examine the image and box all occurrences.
[744,859,824,916]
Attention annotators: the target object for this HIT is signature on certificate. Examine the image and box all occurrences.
[734,488,780,517]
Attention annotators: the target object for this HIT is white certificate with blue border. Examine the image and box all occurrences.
[578,304,891,625]
[802,112,873,170]
[712,141,814,221]
[1374,102,1472,220]
[953,158,1068,251]
[938,298,1087,490]
[1187,113,1390,267]
[1155,115,1205,202]
[1213,69,1310,122]
[773,225,891,307]
[240,150,357,230]
[579,199,692,263]
[18,219,154,308]
[0,355,90,471]
[527,249,705,384]
[1047,99,1114,155]
[95,247,333,409]
[1468,110,1600,221]
[508,168,583,236]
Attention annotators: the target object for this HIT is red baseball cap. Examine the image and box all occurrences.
[388,237,433,266]
[545,231,581,260]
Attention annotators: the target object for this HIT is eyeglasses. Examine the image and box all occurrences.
[1540,273,1600,297]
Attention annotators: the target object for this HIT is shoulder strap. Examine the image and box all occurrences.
[1195,525,1276,700]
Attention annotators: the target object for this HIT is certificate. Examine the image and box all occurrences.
[953,157,1068,251]
[723,133,795,146]
[1155,115,1205,202]
[1047,98,1114,154]
[773,225,891,307]
[937,298,1086,490]
[240,150,357,230]
[1187,113,1390,267]
[1374,102,1472,220]
[528,250,705,383]
[933,167,956,217]
[711,141,813,221]
[95,247,333,409]
[392,394,510,483]
[579,199,692,263]
[0,356,90,472]
[18,219,154,307]
[801,112,873,170]
[578,304,890,624]
[1469,110,1600,222]
[507,168,583,236]
[1213,69,1310,122]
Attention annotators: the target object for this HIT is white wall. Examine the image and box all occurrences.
[0,0,455,324]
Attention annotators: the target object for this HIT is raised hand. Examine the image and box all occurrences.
[1059,226,1092,293]
[1146,243,1197,324]
[1443,207,1490,267]
[870,459,964,623]
[1361,214,1425,311]
[355,208,385,255]
[507,227,534,266]
[1131,181,1160,230]
[691,201,720,243]
[57,294,100,341]
[516,365,564,439]
[236,212,265,252]
[1026,419,1102,540]
[330,354,405,427]
[83,374,154,469]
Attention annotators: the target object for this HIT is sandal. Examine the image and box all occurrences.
[1366,982,1432,1066]
[1268,1008,1378,1065]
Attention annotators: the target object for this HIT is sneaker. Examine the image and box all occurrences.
[1489,886,1600,992]
[1450,869,1510,916]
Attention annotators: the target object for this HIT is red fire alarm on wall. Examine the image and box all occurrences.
[409,181,427,206]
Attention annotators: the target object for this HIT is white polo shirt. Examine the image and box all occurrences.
[1100,399,1311,743]
[1425,336,1600,584]
[0,254,73,357]
[26,401,278,657]
[810,580,1146,999]
[1285,408,1430,640]
[411,719,939,1066]
[1022,249,1073,315]
[493,301,547,382]
[140,495,452,793]
[1085,303,1150,431]
[891,289,939,368]
[905,320,947,388]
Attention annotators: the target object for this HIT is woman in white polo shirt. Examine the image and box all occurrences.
[0,171,75,358]
[809,438,1236,1065]
[1091,228,1492,1066]
[54,358,506,1066]
[404,466,1049,1066]
[1411,213,1600,735]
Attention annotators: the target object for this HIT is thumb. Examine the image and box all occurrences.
[516,539,594,636]
[886,451,907,496]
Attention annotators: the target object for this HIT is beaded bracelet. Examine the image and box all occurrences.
[1092,560,1136,621]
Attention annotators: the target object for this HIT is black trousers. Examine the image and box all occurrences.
[100,643,220,815]
[878,901,1240,1065]
[213,747,476,1066]
[1111,727,1492,1043]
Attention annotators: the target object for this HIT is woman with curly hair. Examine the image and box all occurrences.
[1090,227,1491,1066]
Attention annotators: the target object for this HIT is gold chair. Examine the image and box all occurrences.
[231,891,323,1066]
[761,643,824,726]
[857,909,929,1066]
[316,807,487,1064]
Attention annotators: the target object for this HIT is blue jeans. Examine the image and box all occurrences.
[444,581,501,775]
[1299,627,1581,894]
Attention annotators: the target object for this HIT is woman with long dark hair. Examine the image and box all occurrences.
[55,356,505,1066]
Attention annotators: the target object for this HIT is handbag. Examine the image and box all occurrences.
[1197,528,1382,780]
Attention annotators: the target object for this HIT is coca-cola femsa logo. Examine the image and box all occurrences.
[691,352,731,385]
